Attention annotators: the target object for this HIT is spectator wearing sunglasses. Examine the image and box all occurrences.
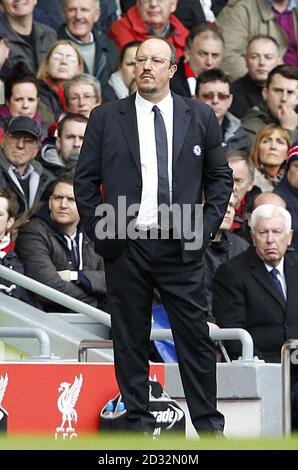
[195,68,251,152]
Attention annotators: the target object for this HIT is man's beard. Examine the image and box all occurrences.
[138,85,157,94]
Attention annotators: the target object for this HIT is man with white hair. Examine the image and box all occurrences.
[213,204,298,363]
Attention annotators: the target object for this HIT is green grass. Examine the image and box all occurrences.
[1,433,298,450]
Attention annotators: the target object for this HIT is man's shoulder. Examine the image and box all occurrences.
[216,245,253,275]
[173,92,210,114]
[33,20,57,38]
[0,150,10,171]
[94,95,134,115]
[285,249,298,269]
[18,215,47,238]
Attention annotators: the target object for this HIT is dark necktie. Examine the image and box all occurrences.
[270,267,285,300]
[152,105,170,227]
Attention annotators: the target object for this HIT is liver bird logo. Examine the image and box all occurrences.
[0,373,8,408]
[56,374,83,433]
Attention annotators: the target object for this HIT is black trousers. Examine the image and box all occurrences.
[104,234,225,433]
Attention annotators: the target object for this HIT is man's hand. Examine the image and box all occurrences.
[277,103,298,130]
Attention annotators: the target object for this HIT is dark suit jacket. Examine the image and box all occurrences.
[213,246,298,362]
[74,92,232,261]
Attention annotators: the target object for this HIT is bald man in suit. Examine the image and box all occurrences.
[75,37,232,435]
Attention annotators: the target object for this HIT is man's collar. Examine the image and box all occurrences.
[136,91,173,114]
[11,163,33,180]
[264,256,285,273]
[65,27,94,44]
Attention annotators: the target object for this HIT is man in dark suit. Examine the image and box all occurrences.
[213,204,298,363]
[74,37,232,435]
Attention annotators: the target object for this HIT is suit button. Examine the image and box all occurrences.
[136,185,141,190]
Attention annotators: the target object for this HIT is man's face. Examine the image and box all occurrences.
[0,196,14,240]
[263,73,298,119]
[228,159,254,205]
[185,34,223,77]
[135,38,176,101]
[251,215,293,265]
[137,0,177,33]
[49,182,79,229]
[219,193,236,231]
[67,83,100,118]
[2,131,39,175]
[63,0,100,42]
[56,119,87,162]
[197,80,232,123]
[246,39,280,83]
[287,160,298,189]
[8,82,39,119]
[0,0,36,18]
[121,45,139,88]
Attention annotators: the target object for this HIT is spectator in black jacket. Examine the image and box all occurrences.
[196,69,251,152]
[203,192,249,321]
[0,0,57,75]
[16,173,107,312]
[0,116,50,217]
[230,35,281,119]
[171,24,224,98]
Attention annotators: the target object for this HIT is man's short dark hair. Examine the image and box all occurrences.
[266,64,298,88]
[0,188,19,218]
[195,68,231,96]
[57,113,88,138]
[4,62,40,102]
[50,173,75,196]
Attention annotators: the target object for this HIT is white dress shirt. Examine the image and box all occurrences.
[135,91,173,228]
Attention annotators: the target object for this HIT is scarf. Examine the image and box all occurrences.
[184,61,197,96]
[0,233,15,259]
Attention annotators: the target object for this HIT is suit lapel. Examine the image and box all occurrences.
[284,253,297,317]
[172,93,191,170]
[249,249,286,309]
[118,94,141,176]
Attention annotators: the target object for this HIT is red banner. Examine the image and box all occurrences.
[0,362,164,438]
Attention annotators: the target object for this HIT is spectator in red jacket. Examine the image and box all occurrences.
[108,0,189,61]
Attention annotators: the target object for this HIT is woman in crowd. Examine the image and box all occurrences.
[249,123,291,192]
[37,40,84,120]
[0,63,50,142]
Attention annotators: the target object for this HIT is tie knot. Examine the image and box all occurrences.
[152,105,160,114]
[271,267,280,277]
